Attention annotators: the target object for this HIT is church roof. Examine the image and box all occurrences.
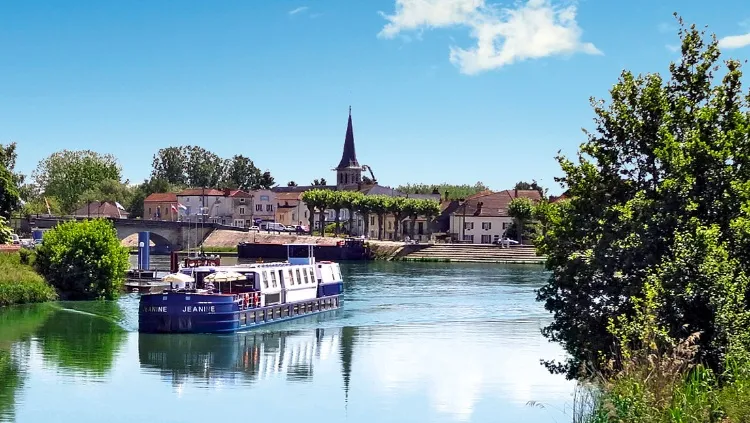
[336,107,360,169]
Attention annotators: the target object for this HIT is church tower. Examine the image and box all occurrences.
[334,106,362,189]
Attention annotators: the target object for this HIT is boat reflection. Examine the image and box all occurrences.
[138,321,344,387]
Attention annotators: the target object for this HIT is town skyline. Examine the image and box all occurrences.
[3,1,750,195]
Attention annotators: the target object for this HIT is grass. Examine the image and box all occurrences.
[570,334,750,422]
[0,252,57,307]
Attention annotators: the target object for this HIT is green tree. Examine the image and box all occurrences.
[0,142,25,189]
[79,179,136,211]
[301,189,333,237]
[32,150,121,213]
[184,146,224,188]
[354,194,375,237]
[397,182,487,200]
[340,191,363,236]
[259,171,275,189]
[128,177,177,219]
[387,197,407,241]
[287,181,298,187]
[507,197,534,243]
[536,19,750,379]
[222,154,262,190]
[35,219,129,300]
[311,178,328,186]
[418,199,442,240]
[21,196,61,217]
[370,196,391,240]
[0,216,12,244]
[0,165,19,219]
[151,146,188,185]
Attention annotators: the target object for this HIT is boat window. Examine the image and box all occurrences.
[262,271,269,289]
[288,245,311,258]
[270,271,278,288]
[309,268,315,283]
[295,269,302,285]
[288,269,295,286]
[303,267,310,284]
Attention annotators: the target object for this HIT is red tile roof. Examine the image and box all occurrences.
[144,192,177,202]
[453,189,542,217]
[229,190,251,198]
[177,188,226,196]
[276,192,302,203]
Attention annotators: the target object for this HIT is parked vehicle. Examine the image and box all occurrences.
[248,225,260,232]
[260,222,286,233]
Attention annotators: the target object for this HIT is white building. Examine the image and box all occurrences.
[448,189,542,244]
[176,188,254,227]
[248,189,277,224]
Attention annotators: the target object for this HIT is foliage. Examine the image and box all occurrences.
[536,18,750,379]
[287,180,297,187]
[152,148,274,191]
[311,178,328,186]
[0,142,25,188]
[0,217,12,245]
[508,197,535,243]
[20,196,61,216]
[32,150,122,213]
[18,248,35,266]
[396,182,488,200]
[0,253,57,306]
[79,179,136,211]
[34,219,129,300]
[0,165,18,219]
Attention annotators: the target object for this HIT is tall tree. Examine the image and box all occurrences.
[0,143,24,188]
[0,165,19,219]
[222,155,262,191]
[397,182,488,200]
[151,146,187,185]
[32,150,121,213]
[508,197,534,243]
[311,178,328,186]
[536,18,750,379]
[259,171,275,189]
[287,181,298,187]
[184,146,224,188]
[514,180,546,198]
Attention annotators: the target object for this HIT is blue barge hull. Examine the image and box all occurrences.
[139,293,342,334]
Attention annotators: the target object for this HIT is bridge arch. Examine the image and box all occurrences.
[120,232,174,253]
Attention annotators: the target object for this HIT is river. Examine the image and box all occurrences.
[0,261,576,423]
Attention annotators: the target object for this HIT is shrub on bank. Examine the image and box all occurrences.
[35,218,129,300]
[0,253,57,307]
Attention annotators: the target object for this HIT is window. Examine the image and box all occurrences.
[256,204,263,211]
[295,269,302,285]
[240,198,245,203]
[370,216,375,226]
[502,222,510,230]
[148,207,152,216]
[288,270,295,285]
[464,222,474,230]
[304,211,308,218]
[262,271,269,288]
[270,271,278,287]
[418,222,424,235]
[303,268,309,284]
[185,198,190,202]
[482,222,492,230]
[239,207,245,214]
[266,204,273,212]
[463,235,474,242]
[481,235,492,243]
[387,221,392,230]
[260,195,269,201]
[309,268,315,283]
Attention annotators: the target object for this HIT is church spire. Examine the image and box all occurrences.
[337,106,359,169]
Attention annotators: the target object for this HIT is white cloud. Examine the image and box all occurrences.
[288,6,309,15]
[378,0,601,74]
[719,33,750,49]
[665,44,679,53]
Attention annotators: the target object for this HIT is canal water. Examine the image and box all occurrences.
[0,261,576,423]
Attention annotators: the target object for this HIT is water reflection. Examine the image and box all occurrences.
[138,322,354,390]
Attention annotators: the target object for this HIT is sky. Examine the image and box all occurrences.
[2,0,750,196]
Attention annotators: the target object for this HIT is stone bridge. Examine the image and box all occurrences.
[27,216,246,251]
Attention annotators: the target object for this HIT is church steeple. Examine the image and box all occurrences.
[334,107,362,188]
[337,106,359,169]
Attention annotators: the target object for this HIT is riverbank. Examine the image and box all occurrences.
[198,230,546,264]
[0,253,57,307]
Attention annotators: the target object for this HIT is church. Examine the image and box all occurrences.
[273,107,440,240]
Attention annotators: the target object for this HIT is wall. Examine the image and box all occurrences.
[449,215,512,244]
[249,190,276,222]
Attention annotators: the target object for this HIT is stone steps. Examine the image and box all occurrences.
[399,244,545,264]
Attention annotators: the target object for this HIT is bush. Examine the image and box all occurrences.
[0,253,57,306]
[34,218,129,300]
[18,248,35,266]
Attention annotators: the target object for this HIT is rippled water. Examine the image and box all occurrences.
[0,261,575,423]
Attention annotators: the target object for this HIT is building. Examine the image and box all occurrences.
[143,192,178,221]
[275,191,310,228]
[73,201,129,219]
[334,106,363,190]
[174,188,254,227]
[176,188,226,220]
[447,189,542,244]
[248,189,277,224]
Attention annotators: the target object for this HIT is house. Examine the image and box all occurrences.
[176,188,226,221]
[248,189,277,224]
[73,201,129,219]
[143,192,178,221]
[275,192,311,228]
[447,189,542,244]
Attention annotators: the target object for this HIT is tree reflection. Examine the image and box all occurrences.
[0,305,54,422]
[339,326,358,403]
[35,304,127,377]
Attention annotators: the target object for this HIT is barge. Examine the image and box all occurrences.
[138,244,343,334]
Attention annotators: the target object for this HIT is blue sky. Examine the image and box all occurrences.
[2,0,749,196]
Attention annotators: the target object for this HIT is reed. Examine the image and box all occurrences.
[0,253,57,307]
